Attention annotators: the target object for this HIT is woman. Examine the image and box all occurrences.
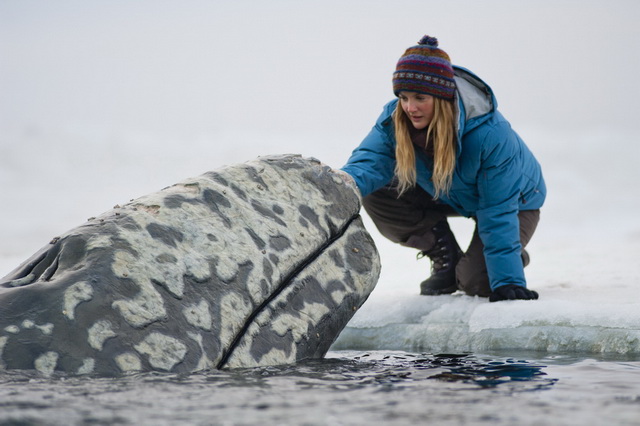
[341,35,546,302]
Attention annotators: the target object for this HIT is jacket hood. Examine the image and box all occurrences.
[375,66,497,151]
[453,66,497,139]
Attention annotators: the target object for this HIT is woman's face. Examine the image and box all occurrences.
[399,91,435,130]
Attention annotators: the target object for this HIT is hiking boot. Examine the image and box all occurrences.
[419,220,463,295]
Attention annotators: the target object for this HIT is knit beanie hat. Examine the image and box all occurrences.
[392,35,456,99]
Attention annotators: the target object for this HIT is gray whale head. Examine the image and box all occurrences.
[0,155,380,376]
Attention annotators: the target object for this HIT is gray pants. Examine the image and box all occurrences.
[362,184,540,297]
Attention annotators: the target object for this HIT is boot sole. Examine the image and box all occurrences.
[420,284,458,296]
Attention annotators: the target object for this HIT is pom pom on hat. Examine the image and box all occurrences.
[418,35,439,47]
[392,35,456,99]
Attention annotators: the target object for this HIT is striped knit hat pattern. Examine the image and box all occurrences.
[392,35,456,99]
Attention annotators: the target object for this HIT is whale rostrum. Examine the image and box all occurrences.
[0,155,380,376]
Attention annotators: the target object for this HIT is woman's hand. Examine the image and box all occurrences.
[489,284,539,302]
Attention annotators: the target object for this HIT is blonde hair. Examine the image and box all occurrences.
[393,97,457,198]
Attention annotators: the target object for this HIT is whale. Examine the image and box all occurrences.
[0,154,380,376]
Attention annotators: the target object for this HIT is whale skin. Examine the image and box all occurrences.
[0,155,380,376]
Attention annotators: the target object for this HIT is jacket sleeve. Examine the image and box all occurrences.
[341,102,397,197]
[475,125,527,291]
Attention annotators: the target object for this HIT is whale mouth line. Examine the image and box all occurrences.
[216,213,361,369]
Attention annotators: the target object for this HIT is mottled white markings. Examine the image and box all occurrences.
[182,253,211,283]
[77,358,95,375]
[37,323,54,335]
[115,352,142,372]
[0,155,379,374]
[63,281,93,320]
[20,320,54,335]
[126,160,338,308]
[85,234,113,251]
[224,213,380,370]
[183,299,213,331]
[219,293,252,345]
[226,347,295,369]
[34,351,59,376]
[110,197,214,300]
[134,332,187,371]
[259,348,297,367]
[215,253,241,283]
[270,303,331,341]
[112,251,167,327]
[187,332,213,371]
[107,156,359,340]
[88,320,117,351]
[111,283,167,327]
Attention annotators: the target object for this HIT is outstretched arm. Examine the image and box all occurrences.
[475,127,538,301]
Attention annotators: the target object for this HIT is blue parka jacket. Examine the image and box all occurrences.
[342,66,546,291]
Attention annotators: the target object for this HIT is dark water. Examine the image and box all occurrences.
[1,351,639,426]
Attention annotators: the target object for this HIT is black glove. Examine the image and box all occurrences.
[489,284,539,302]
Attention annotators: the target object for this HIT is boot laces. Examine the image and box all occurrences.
[418,237,452,272]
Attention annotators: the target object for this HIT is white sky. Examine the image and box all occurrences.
[2,1,638,139]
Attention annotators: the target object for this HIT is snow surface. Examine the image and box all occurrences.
[1,0,640,356]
